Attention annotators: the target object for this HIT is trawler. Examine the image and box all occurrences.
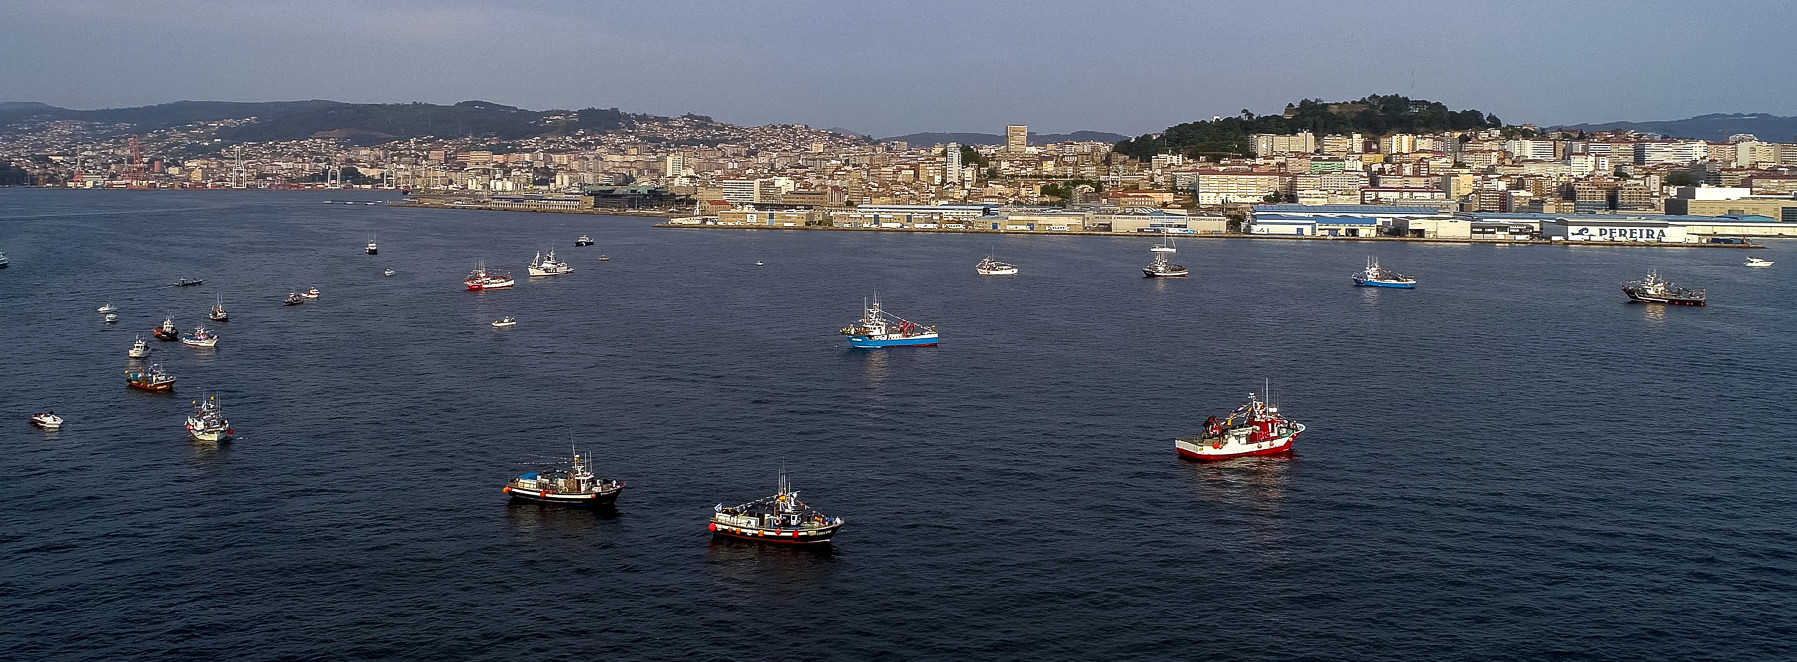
[366,235,378,255]
[185,396,233,442]
[1175,390,1305,461]
[975,255,1019,275]
[709,473,844,545]
[209,296,228,322]
[464,261,515,290]
[125,363,177,391]
[180,325,219,348]
[127,335,151,359]
[1352,257,1417,288]
[284,292,304,306]
[1623,271,1705,306]
[502,448,624,507]
[151,316,180,341]
[527,250,573,277]
[840,295,938,348]
[1142,253,1188,278]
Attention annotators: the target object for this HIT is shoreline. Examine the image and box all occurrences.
[651,223,1767,248]
[387,200,672,218]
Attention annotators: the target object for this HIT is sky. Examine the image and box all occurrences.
[4,0,1795,137]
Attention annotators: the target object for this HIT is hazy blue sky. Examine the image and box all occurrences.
[4,0,1793,137]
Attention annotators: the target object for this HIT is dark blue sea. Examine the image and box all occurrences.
[1,190,1794,661]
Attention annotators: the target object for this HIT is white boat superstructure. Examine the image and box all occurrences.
[97,302,118,313]
[527,250,573,277]
[31,412,63,429]
[1744,256,1774,268]
[492,316,517,328]
[185,396,232,442]
[128,335,151,358]
[975,256,1019,276]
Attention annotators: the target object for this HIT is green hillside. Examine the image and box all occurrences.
[1114,95,1504,161]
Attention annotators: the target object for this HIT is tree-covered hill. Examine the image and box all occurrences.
[0,100,654,145]
[1114,95,1504,161]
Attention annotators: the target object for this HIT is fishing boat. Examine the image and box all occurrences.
[185,396,234,442]
[151,316,180,341]
[97,302,118,314]
[709,472,845,545]
[383,268,395,277]
[1744,256,1774,268]
[30,412,62,430]
[209,296,228,322]
[175,277,204,287]
[1622,271,1705,306]
[491,316,516,328]
[1352,257,1416,288]
[464,262,515,290]
[366,235,378,255]
[1151,237,1178,253]
[125,363,177,391]
[976,255,1019,275]
[1143,253,1188,278]
[527,250,573,277]
[128,336,151,359]
[284,292,304,306]
[840,295,938,348]
[1174,390,1305,461]
[502,448,624,507]
[0,251,8,268]
[103,313,118,323]
[299,287,320,299]
[181,325,219,348]
[575,235,594,247]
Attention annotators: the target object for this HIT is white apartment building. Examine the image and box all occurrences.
[1252,132,1316,157]
[1194,172,1291,205]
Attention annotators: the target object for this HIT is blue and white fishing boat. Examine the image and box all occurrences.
[840,295,938,348]
[1352,257,1416,288]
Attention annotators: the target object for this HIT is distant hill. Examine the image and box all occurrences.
[0,100,661,145]
[1558,113,1797,142]
[1114,95,1504,160]
[880,130,1128,146]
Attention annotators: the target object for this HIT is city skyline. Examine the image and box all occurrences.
[6,0,1797,137]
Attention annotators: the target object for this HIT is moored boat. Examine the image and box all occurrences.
[175,277,204,287]
[527,250,573,277]
[575,235,593,246]
[30,412,63,429]
[491,316,516,328]
[383,268,395,277]
[299,287,320,299]
[184,396,233,442]
[1744,257,1774,268]
[709,473,844,545]
[180,325,219,348]
[210,296,228,322]
[976,255,1019,275]
[128,335,151,359]
[366,235,378,255]
[0,251,8,268]
[284,292,304,306]
[103,313,118,323]
[502,449,624,506]
[125,363,177,391]
[1352,257,1416,288]
[1143,253,1188,278]
[151,316,180,341]
[1622,271,1705,306]
[464,261,515,290]
[97,302,118,314]
[1174,391,1305,461]
[840,295,938,348]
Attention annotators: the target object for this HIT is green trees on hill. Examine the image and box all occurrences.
[1113,95,1504,161]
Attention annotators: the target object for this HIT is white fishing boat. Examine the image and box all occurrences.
[209,295,228,322]
[185,395,233,442]
[975,256,1019,275]
[492,316,517,328]
[299,287,320,299]
[103,313,118,323]
[128,335,151,359]
[31,412,63,430]
[527,250,573,277]
[575,235,594,247]
[1744,256,1774,268]
[366,235,378,255]
[97,302,118,314]
[180,325,220,348]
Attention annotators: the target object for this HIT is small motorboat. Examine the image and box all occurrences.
[103,313,118,323]
[181,325,219,348]
[128,335,151,359]
[1744,257,1774,268]
[492,316,517,328]
[209,296,228,322]
[366,235,378,255]
[575,235,594,246]
[284,293,304,306]
[299,287,320,299]
[30,412,63,430]
[755,261,765,267]
[151,316,180,341]
[175,278,204,287]
[596,255,612,262]
[383,268,395,277]
[0,251,8,268]
[97,302,118,314]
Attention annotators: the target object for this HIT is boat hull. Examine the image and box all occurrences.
[1354,277,1416,288]
[709,521,841,545]
[1143,269,1188,278]
[152,329,179,341]
[181,338,218,347]
[1175,425,1303,462]
[1623,289,1704,306]
[127,379,175,392]
[186,419,232,442]
[503,485,622,507]
[31,417,62,430]
[847,334,938,348]
[466,280,515,290]
[976,267,1019,276]
[527,269,571,277]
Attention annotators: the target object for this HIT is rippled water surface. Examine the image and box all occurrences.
[2,190,1794,660]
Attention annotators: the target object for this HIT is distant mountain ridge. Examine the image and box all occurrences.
[1558,113,1797,142]
[879,130,1128,146]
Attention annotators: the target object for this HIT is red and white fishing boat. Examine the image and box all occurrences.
[464,261,514,290]
[1175,390,1304,461]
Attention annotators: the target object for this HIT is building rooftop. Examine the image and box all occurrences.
[1254,204,1443,214]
